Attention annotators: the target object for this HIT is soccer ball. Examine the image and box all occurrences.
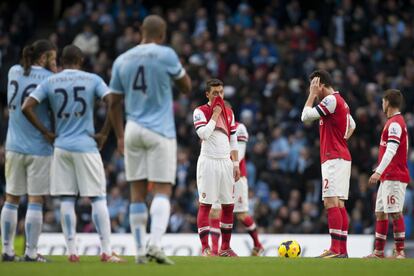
[278,240,301,258]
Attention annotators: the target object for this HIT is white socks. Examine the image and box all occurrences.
[0,202,18,255]
[91,197,112,255]
[24,203,43,258]
[60,198,77,255]
[148,194,171,248]
[129,203,148,256]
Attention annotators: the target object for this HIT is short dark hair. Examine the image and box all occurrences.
[61,45,84,66]
[205,78,223,92]
[309,70,333,88]
[383,89,403,109]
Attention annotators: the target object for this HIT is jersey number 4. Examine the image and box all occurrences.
[54,87,87,118]
[133,65,147,94]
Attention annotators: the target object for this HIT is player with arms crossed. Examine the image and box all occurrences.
[22,45,124,263]
[366,89,409,259]
[301,70,356,258]
[107,15,191,264]
[1,40,56,262]
[209,117,263,256]
[193,79,240,257]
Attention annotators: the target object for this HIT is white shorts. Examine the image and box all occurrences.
[375,181,407,213]
[5,151,51,196]
[197,155,234,205]
[51,148,106,197]
[125,120,177,184]
[212,176,248,212]
[321,158,351,200]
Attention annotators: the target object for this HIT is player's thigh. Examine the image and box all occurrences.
[321,159,349,200]
[196,156,219,204]
[147,133,177,184]
[125,121,147,181]
[380,181,407,213]
[218,159,235,205]
[51,148,78,196]
[74,152,106,197]
[375,183,385,213]
[234,177,249,213]
[27,155,51,196]
[5,151,27,196]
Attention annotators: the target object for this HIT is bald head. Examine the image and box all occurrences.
[141,15,166,42]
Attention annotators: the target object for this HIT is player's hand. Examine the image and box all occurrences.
[368,172,381,186]
[117,137,125,155]
[213,105,222,115]
[309,77,323,96]
[43,131,56,144]
[91,132,108,150]
[233,165,241,182]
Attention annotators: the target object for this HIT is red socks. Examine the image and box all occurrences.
[241,215,261,247]
[339,207,348,255]
[374,219,388,255]
[327,207,343,254]
[197,204,212,250]
[209,217,220,254]
[220,204,234,250]
[393,216,405,252]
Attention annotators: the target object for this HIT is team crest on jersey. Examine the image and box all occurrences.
[390,127,398,135]
[202,193,206,198]
[194,114,202,122]
[238,196,242,203]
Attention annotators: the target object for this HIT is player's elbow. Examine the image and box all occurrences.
[176,74,192,94]
[301,113,310,123]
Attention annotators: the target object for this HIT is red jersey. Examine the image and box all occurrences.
[236,122,248,177]
[316,92,352,163]
[377,113,410,183]
[194,103,236,138]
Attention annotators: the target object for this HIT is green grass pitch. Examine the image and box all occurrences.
[0,256,413,276]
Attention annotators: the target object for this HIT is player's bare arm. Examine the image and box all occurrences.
[301,77,322,123]
[107,93,124,155]
[91,95,112,150]
[345,115,356,140]
[174,73,192,94]
[22,97,56,144]
[231,149,241,182]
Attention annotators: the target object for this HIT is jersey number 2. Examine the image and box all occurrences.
[133,65,147,94]
[54,86,86,118]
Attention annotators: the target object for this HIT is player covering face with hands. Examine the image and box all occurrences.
[193,79,240,257]
[365,89,409,259]
[301,70,356,258]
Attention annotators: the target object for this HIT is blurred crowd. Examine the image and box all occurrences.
[0,0,414,239]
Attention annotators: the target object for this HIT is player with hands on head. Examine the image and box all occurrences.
[301,70,356,258]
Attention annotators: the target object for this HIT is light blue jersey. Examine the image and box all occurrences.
[31,69,109,153]
[109,43,185,138]
[6,65,53,156]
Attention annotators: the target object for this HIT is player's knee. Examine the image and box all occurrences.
[390,212,402,220]
[5,194,20,205]
[153,182,172,197]
[28,195,44,204]
[375,212,388,220]
[209,208,220,219]
[323,197,339,209]
[236,212,247,221]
